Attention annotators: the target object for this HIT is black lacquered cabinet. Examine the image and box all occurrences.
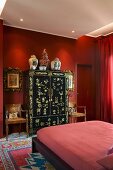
[24,70,68,134]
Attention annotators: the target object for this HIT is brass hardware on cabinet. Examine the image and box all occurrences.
[51,89,53,101]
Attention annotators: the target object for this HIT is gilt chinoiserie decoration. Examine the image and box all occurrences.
[4,68,23,92]
[24,70,68,135]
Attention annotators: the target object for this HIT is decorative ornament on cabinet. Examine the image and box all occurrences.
[39,49,50,70]
[29,54,38,70]
[51,58,61,71]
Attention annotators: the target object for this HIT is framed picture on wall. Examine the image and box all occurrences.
[7,73,19,88]
[4,68,22,92]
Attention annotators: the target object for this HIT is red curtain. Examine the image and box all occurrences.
[97,35,113,123]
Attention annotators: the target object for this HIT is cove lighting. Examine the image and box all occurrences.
[0,0,7,16]
[87,22,113,37]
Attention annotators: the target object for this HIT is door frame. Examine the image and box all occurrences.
[75,63,96,120]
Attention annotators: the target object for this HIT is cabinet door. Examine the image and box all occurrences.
[32,74,50,116]
[51,75,66,115]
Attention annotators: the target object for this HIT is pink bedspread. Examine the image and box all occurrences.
[37,121,113,170]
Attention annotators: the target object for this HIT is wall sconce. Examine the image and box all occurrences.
[65,70,74,91]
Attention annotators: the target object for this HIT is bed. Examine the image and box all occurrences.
[32,121,113,170]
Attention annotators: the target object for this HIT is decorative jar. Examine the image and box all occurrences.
[29,55,38,70]
[51,58,61,70]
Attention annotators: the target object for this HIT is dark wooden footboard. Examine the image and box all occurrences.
[32,137,73,170]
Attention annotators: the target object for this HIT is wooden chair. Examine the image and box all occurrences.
[5,104,29,140]
[68,102,86,123]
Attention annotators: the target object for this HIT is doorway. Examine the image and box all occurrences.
[77,64,95,120]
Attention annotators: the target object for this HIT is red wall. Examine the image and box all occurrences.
[75,36,96,64]
[74,36,97,119]
[3,26,76,105]
[2,26,97,134]
[0,20,3,137]
[3,26,76,70]
[3,26,97,107]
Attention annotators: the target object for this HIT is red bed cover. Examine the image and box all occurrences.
[37,121,113,170]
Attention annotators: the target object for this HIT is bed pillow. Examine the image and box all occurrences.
[97,153,113,170]
[107,147,113,155]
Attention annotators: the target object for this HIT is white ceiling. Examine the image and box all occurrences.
[1,0,113,39]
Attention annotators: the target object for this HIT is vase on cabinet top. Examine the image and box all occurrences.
[51,58,61,70]
[29,55,38,70]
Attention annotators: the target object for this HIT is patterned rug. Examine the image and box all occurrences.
[0,136,55,170]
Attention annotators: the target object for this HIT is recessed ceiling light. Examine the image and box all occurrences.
[72,30,75,33]
[20,18,23,22]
